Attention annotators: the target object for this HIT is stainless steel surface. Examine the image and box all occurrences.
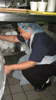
[0,0,12,8]
[5,0,12,7]
[0,0,55,22]
[0,0,27,8]
[0,0,5,7]
[0,12,56,22]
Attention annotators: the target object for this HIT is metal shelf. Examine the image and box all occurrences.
[0,12,56,22]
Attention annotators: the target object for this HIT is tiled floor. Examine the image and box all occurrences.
[1,53,56,100]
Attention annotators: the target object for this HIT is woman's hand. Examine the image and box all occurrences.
[4,65,12,75]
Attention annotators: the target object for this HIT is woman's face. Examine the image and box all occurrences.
[18,26,32,40]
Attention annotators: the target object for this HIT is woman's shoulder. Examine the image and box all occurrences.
[33,32,45,42]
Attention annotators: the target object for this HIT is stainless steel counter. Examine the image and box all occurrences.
[0,12,56,22]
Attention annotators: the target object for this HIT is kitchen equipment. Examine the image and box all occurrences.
[0,0,12,8]
[0,51,6,100]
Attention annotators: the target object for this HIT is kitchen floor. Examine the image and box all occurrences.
[1,53,56,100]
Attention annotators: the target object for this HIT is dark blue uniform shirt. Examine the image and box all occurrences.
[17,32,56,63]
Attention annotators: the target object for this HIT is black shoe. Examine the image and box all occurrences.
[35,79,51,92]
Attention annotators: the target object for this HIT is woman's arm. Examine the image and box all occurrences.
[5,61,37,75]
[0,35,20,42]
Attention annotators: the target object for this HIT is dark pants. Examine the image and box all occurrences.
[22,63,56,89]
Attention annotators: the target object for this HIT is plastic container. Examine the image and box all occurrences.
[47,0,56,12]
[0,51,6,100]
[37,0,47,12]
[30,1,38,11]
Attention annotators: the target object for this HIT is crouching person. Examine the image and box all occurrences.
[0,23,56,91]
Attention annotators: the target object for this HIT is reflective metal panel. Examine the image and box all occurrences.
[0,0,5,7]
[0,0,12,8]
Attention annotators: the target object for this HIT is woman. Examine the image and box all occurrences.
[0,23,56,91]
